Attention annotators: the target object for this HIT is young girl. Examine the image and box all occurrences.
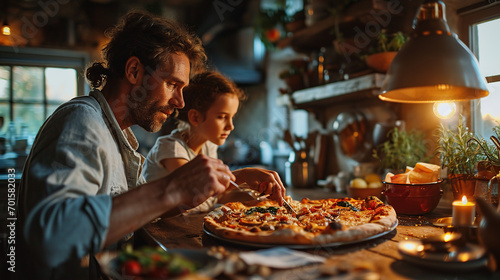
[142,71,285,211]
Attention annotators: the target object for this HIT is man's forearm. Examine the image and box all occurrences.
[104,180,178,247]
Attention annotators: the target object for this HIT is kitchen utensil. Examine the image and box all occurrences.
[230,181,269,201]
[285,150,315,188]
[281,199,296,215]
[332,111,370,161]
[230,181,296,214]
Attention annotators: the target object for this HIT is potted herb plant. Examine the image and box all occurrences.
[436,118,487,201]
[372,127,431,175]
[254,7,290,51]
[467,125,500,203]
[365,30,407,73]
[469,131,500,179]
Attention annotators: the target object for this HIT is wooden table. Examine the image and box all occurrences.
[140,188,500,280]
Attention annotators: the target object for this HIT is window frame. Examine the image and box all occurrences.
[0,45,89,122]
[457,3,500,134]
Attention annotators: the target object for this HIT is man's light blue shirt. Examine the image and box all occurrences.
[17,90,145,279]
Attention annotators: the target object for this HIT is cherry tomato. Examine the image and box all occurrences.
[265,28,281,42]
[122,260,142,276]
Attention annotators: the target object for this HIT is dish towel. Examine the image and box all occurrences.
[239,247,326,269]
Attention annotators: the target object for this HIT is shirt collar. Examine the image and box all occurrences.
[89,90,139,151]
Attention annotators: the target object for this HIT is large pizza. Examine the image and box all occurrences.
[204,196,397,245]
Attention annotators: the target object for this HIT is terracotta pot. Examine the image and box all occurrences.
[477,160,500,180]
[448,174,476,201]
[365,52,397,73]
[476,161,500,206]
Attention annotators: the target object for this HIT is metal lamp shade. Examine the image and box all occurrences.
[379,1,489,103]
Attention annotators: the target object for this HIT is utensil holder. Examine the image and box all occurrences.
[285,150,315,188]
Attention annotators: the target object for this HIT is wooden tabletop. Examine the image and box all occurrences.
[139,188,500,280]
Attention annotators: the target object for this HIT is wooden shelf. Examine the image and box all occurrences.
[291,73,386,108]
[279,0,418,53]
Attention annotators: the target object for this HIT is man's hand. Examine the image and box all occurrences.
[163,155,235,208]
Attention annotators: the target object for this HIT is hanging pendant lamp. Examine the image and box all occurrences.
[379,0,489,103]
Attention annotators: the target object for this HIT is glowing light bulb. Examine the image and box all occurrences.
[2,25,10,36]
[433,102,456,119]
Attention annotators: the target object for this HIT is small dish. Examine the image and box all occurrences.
[100,247,223,279]
[398,239,487,272]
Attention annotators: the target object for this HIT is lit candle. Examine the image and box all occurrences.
[452,196,476,226]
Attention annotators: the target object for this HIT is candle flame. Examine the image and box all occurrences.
[443,233,454,242]
[462,195,468,205]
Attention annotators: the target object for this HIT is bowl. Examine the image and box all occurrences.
[347,186,384,200]
[382,180,443,215]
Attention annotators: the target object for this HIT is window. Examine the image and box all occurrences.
[459,4,500,139]
[474,17,500,139]
[0,46,88,148]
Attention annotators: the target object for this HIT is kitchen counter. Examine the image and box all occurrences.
[139,188,500,280]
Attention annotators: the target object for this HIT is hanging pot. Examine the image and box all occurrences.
[332,110,370,162]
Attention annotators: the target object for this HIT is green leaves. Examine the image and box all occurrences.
[373,127,430,173]
[370,30,408,54]
[436,118,486,175]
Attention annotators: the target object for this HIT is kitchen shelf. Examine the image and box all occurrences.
[291,73,386,108]
[280,0,417,53]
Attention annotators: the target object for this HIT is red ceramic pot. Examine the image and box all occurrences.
[382,180,444,215]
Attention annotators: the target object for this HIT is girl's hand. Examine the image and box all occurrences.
[232,167,286,205]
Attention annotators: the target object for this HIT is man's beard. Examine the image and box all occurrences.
[129,98,169,132]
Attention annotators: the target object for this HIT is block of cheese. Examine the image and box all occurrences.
[408,162,441,183]
[405,166,414,173]
[384,172,394,183]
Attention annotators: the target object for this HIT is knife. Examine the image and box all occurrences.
[282,199,297,215]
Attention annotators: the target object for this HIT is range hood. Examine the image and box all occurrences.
[203,25,263,85]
